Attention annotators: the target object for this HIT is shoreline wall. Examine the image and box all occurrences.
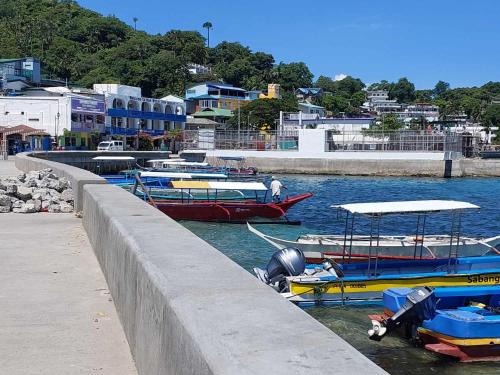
[207,155,500,177]
[14,152,388,375]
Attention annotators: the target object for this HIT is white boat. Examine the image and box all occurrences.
[252,200,500,306]
[248,200,500,263]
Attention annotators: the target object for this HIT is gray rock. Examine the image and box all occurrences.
[36,178,51,189]
[61,189,74,202]
[41,200,51,210]
[59,202,73,213]
[13,202,37,213]
[49,190,61,200]
[48,179,60,191]
[0,206,10,213]
[48,204,61,213]
[26,199,41,212]
[16,186,33,201]
[12,200,24,209]
[4,183,17,195]
[12,202,25,213]
[17,173,26,183]
[59,177,71,189]
[24,178,38,188]
[26,171,41,180]
[0,194,11,206]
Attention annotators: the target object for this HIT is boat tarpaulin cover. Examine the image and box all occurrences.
[332,200,480,215]
[171,181,268,191]
[93,156,136,161]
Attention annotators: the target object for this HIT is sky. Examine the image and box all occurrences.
[78,0,500,90]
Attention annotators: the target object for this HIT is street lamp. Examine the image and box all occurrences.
[55,112,60,149]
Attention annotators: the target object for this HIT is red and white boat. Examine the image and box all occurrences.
[149,180,312,222]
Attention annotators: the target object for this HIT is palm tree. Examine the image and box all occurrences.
[133,17,138,31]
[202,21,213,48]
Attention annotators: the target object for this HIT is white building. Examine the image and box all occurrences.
[93,84,186,136]
[0,87,105,136]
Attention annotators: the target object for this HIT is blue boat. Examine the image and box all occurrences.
[368,286,500,362]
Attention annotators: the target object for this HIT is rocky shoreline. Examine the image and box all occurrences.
[0,168,74,213]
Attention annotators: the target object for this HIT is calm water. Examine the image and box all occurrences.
[182,175,500,375]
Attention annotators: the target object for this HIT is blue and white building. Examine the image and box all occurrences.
[93,84,186,136]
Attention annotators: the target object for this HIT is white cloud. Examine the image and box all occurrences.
[334,74,347,81]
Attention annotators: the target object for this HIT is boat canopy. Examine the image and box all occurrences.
[162,161,209,167]
[332,200,480,215]
[140,171,228,179]
[146,159,186,163]
[93,156,136,161]
[171,180,268,191]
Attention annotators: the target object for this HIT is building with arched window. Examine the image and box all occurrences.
[93,84,186,137]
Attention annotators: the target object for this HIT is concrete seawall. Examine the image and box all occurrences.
[207,155,500,177]
[15,153,388,375]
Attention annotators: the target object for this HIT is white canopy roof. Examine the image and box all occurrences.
[146,159,186,163]
[139,171,227,179]
[93,156,135,161]
[140,171,193,179]
[332,200,480,215]
[161,161,209,167]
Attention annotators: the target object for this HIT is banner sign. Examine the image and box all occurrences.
[71,98,105,114]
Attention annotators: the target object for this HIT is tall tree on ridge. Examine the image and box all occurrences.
[202,21,212,48]
[133,17,138,31]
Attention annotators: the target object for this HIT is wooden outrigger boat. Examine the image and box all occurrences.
[252,200,500,306]
[145,156,258,179]
[249,200,500,263]
[134,179,312,222]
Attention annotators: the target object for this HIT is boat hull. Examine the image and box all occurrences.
[287,256,500,306]
[154,193,313,222]
[247,224,500,263]
[419,329,500,362]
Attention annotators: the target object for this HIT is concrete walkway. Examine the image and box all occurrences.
[0,160,137,374]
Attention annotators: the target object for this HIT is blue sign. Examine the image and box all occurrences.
[71,98,105,114]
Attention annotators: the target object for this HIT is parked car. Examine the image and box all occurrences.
[97,140,124,151]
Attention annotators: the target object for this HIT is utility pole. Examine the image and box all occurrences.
[237,99,241,148]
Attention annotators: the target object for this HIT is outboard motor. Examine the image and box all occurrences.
[253,248,306,288]
[369,286,437,341]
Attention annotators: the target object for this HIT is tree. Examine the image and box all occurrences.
[133,17,138,31]
[272,62,313,92]
[389,77,415,103]
[433,80,450,98]
[153,30,207,64]
[227,98,297,130]
[483,104,500,135]
[367,80,393,92]
[315,75,336,92]
[202,21,212,48]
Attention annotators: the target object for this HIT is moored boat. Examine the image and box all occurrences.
[248,200,500,263]
[252,200,500,306]
[146,180,312,222]
[368,286,500,362]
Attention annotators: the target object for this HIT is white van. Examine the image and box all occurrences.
[97,140,124,151]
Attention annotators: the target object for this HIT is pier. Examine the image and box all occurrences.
[0,159,137,374]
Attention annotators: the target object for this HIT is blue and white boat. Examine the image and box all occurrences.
[368,286,500,362]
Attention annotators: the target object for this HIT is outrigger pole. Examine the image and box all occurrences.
[133,173,158,208]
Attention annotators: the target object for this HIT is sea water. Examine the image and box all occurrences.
[182,175,500,375]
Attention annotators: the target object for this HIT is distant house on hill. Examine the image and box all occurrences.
[295,87,323,103]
